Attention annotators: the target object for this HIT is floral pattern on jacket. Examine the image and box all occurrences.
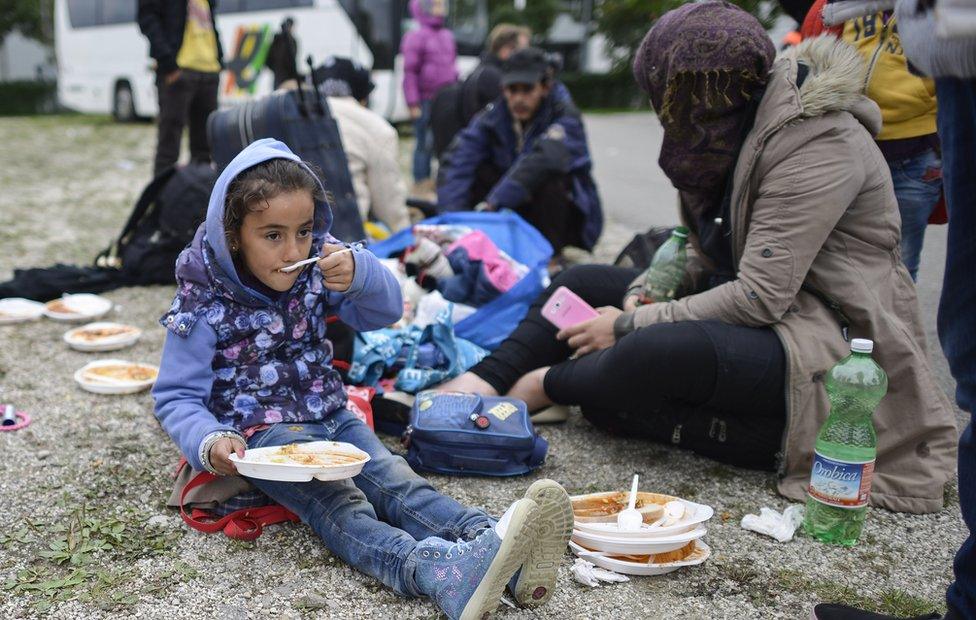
[161,240,346,430]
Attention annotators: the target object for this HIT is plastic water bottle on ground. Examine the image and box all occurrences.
[639,226,689,304]
[803,338,888,546]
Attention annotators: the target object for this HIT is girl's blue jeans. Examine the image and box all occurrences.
[245,409,492,597]
[888,147,943,281]
[412,100,434,182]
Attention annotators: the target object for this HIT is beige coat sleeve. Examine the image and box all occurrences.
[619,122,867,332]
[366,126,411,233]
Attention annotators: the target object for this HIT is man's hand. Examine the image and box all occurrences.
[318,243,356,292]
[209,437,246,476]
[409,105,422,120]
[623,294,640,312]
[164,69,183,86]
[556,307,622,356]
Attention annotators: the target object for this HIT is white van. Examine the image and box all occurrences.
[54,0,488,122]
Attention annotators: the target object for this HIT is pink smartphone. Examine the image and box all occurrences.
[541,286,599,330]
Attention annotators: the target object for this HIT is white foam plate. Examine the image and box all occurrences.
[571,525,707,555]
[0,298,45,324]
[230,441,371,482]
[570,540,711,576]
[573,499,714,539]
[44,294,113,322]
[73,359,158,394]
[64,322,142,352]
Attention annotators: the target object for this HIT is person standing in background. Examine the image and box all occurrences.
[400,0,458,199]
[138,0,223,177]
[267,17,299,89]
[315,57,411,234]
[460,24,531,123]
[811,0,976,618]
[804,0,943,281]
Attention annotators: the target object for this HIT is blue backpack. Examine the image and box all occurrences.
[404,392,548,477]
[369,211,553,351]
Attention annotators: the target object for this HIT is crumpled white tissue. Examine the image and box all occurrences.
[740,505,805,542]
[571,558,630,587]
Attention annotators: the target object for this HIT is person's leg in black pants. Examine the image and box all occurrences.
[515,174,584,253]
[187,71,219,165]
[153,73,192,176]
[545,320,786,470]
[443,264,640,396]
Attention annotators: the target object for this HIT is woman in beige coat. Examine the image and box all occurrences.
[442,2,956,514]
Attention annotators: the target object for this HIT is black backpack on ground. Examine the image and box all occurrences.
[612,226,676,270]
[0,164,217,301]
[96,163,217,285]
[207,85,366,243]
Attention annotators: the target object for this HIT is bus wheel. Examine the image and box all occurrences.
[113,82,136,122]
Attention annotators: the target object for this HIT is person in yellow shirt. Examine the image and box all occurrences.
[138,0,224,176]
[803,1,943,281]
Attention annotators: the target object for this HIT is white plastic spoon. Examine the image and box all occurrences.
[616,474,642,531]
[279,248,352,273]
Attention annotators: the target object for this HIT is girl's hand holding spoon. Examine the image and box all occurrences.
[317,244,355,292]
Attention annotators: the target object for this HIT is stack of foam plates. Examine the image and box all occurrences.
[570,491,714,576]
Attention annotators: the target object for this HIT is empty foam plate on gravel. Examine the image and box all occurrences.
[0,298,45,325]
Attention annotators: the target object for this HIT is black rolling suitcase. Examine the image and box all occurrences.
[206,87,366,242]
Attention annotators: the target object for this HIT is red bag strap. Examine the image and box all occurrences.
[178,469,300,541]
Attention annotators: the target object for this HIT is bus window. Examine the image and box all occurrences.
[67,0,100,28]
[339,0,401,71]
[101,0,136,25]
[242,0,314,10]
[449,0,487,56]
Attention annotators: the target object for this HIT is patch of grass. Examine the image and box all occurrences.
[1,502,186,612]
[774,569,944,617]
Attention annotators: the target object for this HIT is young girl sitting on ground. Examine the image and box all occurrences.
[151,139,573,620]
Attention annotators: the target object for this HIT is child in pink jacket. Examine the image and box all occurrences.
[401,0,458,187]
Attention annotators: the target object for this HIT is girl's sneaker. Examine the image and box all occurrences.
[509,479,574,607]
[414,498,538,620]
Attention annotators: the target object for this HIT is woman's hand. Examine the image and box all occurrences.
[209,437,246,476]
[556,307,622,356]
[318,243,356,292]
[623,294,640,312]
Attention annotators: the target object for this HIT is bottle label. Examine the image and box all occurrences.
[807,451,875,509]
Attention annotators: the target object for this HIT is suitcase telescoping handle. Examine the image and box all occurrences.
[305,55,326,116]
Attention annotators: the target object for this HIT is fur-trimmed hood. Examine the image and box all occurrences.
[752,35,881,140]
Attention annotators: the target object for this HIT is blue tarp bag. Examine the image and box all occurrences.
[404,391,548,477]
[369,211,553,350]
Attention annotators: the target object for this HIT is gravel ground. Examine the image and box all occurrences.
[0,115,966,620]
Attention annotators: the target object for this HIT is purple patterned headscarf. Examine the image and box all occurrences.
[633,1,775,215]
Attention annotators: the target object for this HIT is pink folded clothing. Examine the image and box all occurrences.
[446,230,527,295]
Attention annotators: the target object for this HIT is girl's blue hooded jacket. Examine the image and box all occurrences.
[152,139,402,471]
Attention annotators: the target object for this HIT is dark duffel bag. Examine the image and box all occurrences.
[96,163,217,285]
[206,87,366,242]
[613,226,675,270]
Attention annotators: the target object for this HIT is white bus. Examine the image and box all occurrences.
[54,0,488,122]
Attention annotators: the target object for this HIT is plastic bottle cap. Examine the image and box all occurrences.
[850,338,874,353]
[673,226,689,239]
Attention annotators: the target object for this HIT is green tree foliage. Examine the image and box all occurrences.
[488,0,561,39]
[0,0,53,46]
[597,0,779,71]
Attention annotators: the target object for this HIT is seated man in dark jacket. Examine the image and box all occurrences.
[437,48,602,253]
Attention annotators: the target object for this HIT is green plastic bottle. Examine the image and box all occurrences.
[639,226,689,304]
[802,338,888,546]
